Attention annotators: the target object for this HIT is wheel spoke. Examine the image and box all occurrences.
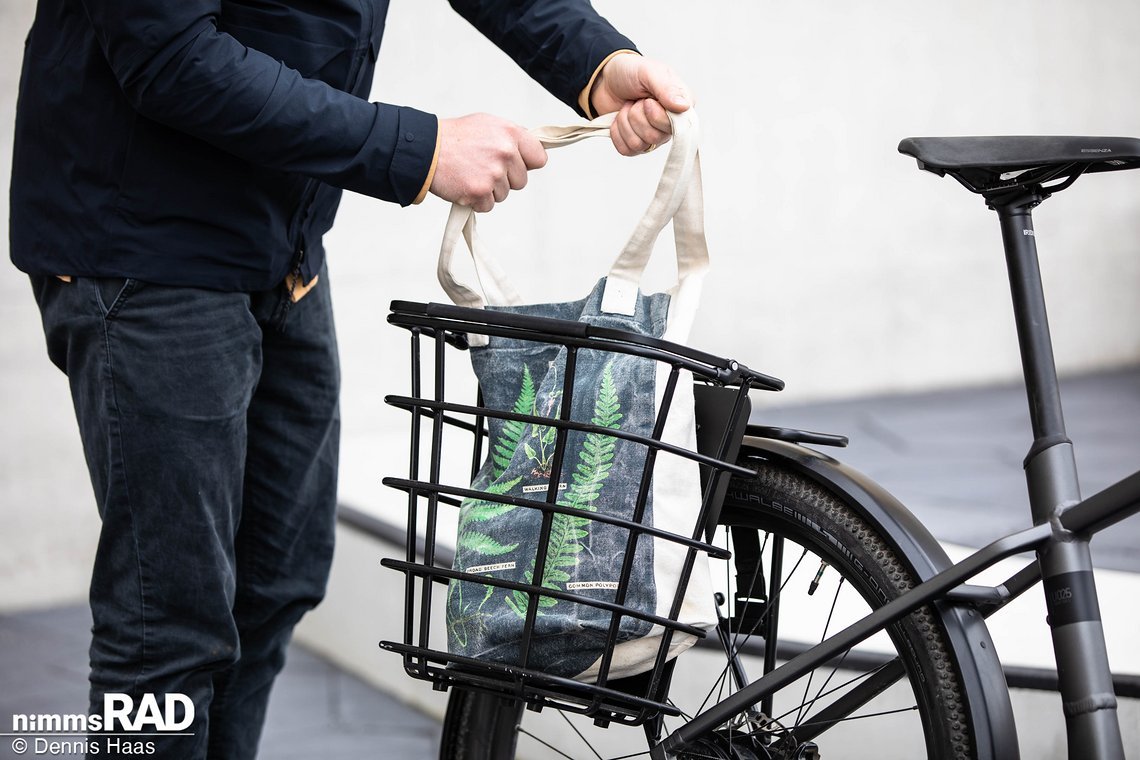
[792,704,920,730]
[557,709,605,760]
[695,527,760,717]
[517,727,580,760]
[774,658,910,746]
[667,698,695,722]
[697,535,807,718]
[774,660,888,725]
[730,545,807,657]
[694,656,735,717]
[795,576,847,728]
[734,546,808,653]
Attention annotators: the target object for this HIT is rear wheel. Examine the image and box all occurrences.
[438,460,977,759]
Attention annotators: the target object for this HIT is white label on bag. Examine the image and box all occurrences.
[521,483,566,494]
[566,581,620,591]
[600,278,639,316]
[467,562,516,574]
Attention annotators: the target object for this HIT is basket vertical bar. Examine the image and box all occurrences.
[646,380,754,701]
[403,329,424,653]
[470,387,487,481]
[417,331,447,651]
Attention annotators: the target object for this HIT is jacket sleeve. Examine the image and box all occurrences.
[447,0,638,117]
[77,0,435,206]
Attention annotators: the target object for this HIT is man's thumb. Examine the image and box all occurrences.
[643,64,691,112]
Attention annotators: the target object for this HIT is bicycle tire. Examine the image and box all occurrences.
[439,688,523,759]
[437,459,976,759]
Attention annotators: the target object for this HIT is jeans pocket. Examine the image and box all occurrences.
[92,277,141,321]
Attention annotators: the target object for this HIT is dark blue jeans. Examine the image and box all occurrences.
[31,271,340,759]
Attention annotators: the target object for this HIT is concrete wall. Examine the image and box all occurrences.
[2,0,1139,614]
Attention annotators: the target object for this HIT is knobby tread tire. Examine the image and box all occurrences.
[723,461,972,759]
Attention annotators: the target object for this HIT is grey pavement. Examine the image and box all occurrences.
[0,605,440,760]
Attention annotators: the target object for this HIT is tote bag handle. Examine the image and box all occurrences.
[437,109,708,331]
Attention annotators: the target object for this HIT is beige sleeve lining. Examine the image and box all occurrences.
[578,49,640,119]
[413,127,442,205]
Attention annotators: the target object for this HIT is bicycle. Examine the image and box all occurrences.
[380,133,1140,759]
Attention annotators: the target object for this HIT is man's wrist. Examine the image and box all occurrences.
[578,49,639,119]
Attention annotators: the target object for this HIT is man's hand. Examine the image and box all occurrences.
[429,113,548,212]
[590,54,693,156]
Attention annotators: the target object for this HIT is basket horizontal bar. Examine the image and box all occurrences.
[379,640,680,719]
[385,395,756,479]
[388,308,784,391]
[389,310,764,389]
[402,301,783,389]
[406,663,658,725]
[382,476,732,560]
[381,557,710,637]
[406,404,482,434]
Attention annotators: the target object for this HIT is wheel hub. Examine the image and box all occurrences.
[673,731,823,760]
[674,731,762,760]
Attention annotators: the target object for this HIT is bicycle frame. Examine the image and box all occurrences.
[650,185,1140,760]
[994,187,1130,759]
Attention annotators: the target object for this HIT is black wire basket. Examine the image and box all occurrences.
[379,299,783,726]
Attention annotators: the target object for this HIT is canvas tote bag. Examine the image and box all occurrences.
[439,110,717,682]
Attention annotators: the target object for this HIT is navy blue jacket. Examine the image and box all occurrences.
[9,1,634,291]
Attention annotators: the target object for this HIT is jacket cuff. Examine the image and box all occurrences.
[578,50,640,119]
[386,106,440,207]
[413,127,441,205]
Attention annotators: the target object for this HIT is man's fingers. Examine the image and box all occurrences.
[609,111,637,157]
[592,55,694,158]
[430,114,551,210]
[627,100,671,147]
[612,102,675,156]
[618,124,649,154]
[637,98,672,135]
[506,153,528,192]
[506,129,544,193]
[517,131,548,171]
[492,175,510,203]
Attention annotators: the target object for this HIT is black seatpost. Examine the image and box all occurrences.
[992,189,1070,467]
[989,188,1126,760]
[991,187,1084,531]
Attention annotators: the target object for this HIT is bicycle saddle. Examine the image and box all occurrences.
[898,135,1140,195]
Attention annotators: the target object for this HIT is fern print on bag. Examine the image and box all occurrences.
[447,281,665,678]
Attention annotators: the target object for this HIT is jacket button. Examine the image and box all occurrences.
[404,131,415,142]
